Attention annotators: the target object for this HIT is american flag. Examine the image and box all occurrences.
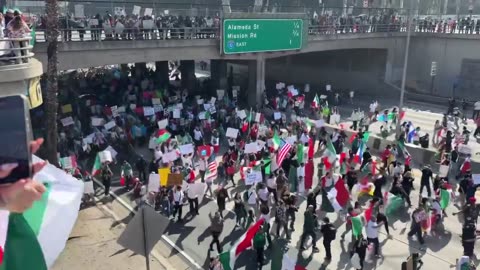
[206,155,218,179]
[276,140,292,168]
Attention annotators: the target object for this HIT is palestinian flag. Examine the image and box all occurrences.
[156,129,171,144]
[91,153,102,176]
[326,177,350,212]
[0,156,83,269]
[383,192,404,216]
[312,94,320,108]
[219,219,265,270]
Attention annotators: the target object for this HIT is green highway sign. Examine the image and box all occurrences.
[222,19,303,54]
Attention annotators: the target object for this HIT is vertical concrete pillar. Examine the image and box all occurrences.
[248,60,257,107]
[210,59,228,90]
[155,61,169,86]
[180,60,196,91]
[384,48,394,83]
[134,62,147,78]
[248,55,265,108]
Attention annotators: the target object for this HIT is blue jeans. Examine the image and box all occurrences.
[162,200,171,217]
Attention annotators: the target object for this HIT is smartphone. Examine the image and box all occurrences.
[0,95,32,184]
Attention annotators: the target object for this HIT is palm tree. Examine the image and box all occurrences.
[44,0,59,165]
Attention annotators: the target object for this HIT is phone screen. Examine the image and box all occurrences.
[0,96,30,184]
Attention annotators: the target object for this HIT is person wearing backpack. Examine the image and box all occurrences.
[320,217,336,261]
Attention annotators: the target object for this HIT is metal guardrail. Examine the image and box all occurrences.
[0,37,35,65]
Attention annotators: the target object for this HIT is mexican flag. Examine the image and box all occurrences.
[312,94,320,108]
[156,129,171,144]
[272,130,281,150]
[440,189,451,209]
[326,177,350,212]
[322,139,337,170]
[296,143,305,163]
[351,203,374,237]
[219,218,265,270]
[91,153,102,176]
[0,156,83,270]
[383,192,404,216]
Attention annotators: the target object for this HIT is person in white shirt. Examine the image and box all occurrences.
[257,183,269,207]
[198,157,207,183]
[366,216,384,257]
[266,174,278,203]
[297,163,306,194]
[246,186,258,216]
[193,126,203,146]
[186,184,199,215]
[172,185,184,222]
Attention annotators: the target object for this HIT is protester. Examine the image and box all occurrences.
[209,211,223,253]
[320,217,336,260]
[300,205,319,252]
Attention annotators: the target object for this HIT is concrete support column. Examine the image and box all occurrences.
[285,55,293,66]
[155,61,169,86]
[134,62,147,78]
[210,59,228,90]
[180,60,196,91]
[247,56,266,107]
[385,48,394,83]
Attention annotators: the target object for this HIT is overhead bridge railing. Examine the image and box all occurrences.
[0,37,35,65]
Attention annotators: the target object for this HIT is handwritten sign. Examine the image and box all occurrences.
[104,120,116,130]
[61,117,74,126]
[144,106,155,116]
[226,128,239,138]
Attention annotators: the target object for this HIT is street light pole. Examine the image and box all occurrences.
[396,0,414,139]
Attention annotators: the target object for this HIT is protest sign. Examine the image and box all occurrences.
[287,85,294,92]
[217,89,225,99]
[143,106,155,116]
[210,97,216,104]
[187,183,207,203]
[209,106,217,114]
[226,128,239,138]
[176,103,183,109]
[179,144,194,155]
[274,112,281,120]
[199,112,206,120]
[245,143,259,154]
[111,106,119,117]
[105,146,118,159]
[148,173,160,192]
[162,151,178,163]
[104,120,116,130]
[74,4,84,17]
[61,117,74,126]
[439,165,449,177]
[91,117,104,126]
[315,119,325,128]
[144,7,152,16]
[204,104,212,111]
[326,85,331,91]
[83,133,95,145]
[473,174,480,185]
[114,7,125,16]
[258,125,269,136]
[157,119,168,129]
[99,150,113,163]
[62,104,73,114]
[290,88,299,96]
[173,109,181,119]
[197,99,204,105]
[167,173,183,186]
[158,168,169,186]
[132,5,141,15]
[237,110,247,119]
[154,105,163,113]
[257,140,266,149]
[276,83,282,90]
[245,170,262,185]
[89,19,99,26]
[152,98,161,105]
[286,136,297,145]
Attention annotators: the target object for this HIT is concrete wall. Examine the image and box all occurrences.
[406,34,480,99]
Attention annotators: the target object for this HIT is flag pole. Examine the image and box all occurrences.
[142,206,150,270]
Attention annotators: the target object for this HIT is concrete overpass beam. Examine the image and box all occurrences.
[248,56,265,108]
[210,60,228,91]
[180,60,196,91]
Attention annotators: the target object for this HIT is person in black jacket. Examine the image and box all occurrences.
[320,217,336,260]
[360,147,372,171]
[136,155,147,183]
[352,234,368,270]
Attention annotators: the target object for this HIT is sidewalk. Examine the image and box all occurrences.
[51,202,176,270]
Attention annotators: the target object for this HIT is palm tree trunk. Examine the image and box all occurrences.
[44,0,59,166]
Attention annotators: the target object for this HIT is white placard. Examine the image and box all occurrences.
[245,170,262,185]
[132,5,141,15]
[74,4,84,18]
[199,112,207,120]
[187,183,206,203]
[326,84,331,91]
[438,165,449,177]
[197,99,204,105]
[157,119,168,129]
[255,113,262,123]
[83,181,94,194]
[315,119,325,128]
[217,89,225,98]
[164,10,169,15]
[163,151,178,163]
[173,109,181,119]
[152,98,161,105]
[99,150,113,163]
[286,136,297,145]
[144,7,153,16]
[458,144,472,155]
[61,116,74,126]
[176,103,183,109]
[105,146,118,159]
[117,106,126,113]
[290,88,299,96]
[473,174,480,185]
[203,104,212,111]
[144,106,155,116]
[287,85,294,92]
[114,7,125,16]
[245,143,259,154]
[91,117,104,126]
[104,120,116,130]
[89,19,99,26]
[226,128,239,138]
[276,83,282,90]
[210,97,216,104]
[209,106,217,114]
[232,89,238,98]
[179,144,194,155]
[237,110,247,119]
[148,173,160,192]
[274,112,281,120]
[257,140,266,149]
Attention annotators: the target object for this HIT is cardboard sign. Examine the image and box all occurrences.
[179,144,194,155]
[176,103,183,109]
[245,142,259,154]
[144,7,153,16]
[99,150,113,163]
[158,168,170,186]
[148,173,160,192]
[104,120,116,130]
[157,119,168,129]
[173,109,181,119]
[226,128,239,138]
[91,117,104,126]
[167,173,183,186]
[61,116,74,126]
[245,170,262,185]
[255,113,262,123]
[204,104,212,111]
[274,112,281,120]
[237,110,247,119]
[144,106,155,116]
[89,19,99,26]
[62,104,73,114]
[473,174,480,185]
